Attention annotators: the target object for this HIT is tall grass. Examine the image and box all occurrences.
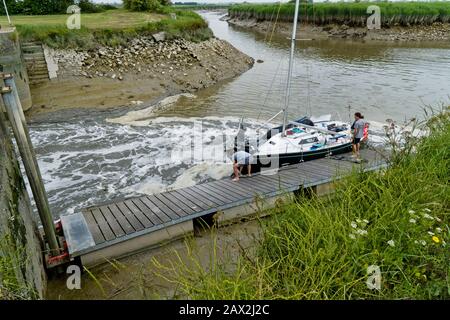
[16,9,211,49]
[229,2,450,27]
[155,108,450,299]
[0,235,38,300]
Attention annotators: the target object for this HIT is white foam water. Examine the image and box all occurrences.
[106,93,197,126]
[29,114,265,218]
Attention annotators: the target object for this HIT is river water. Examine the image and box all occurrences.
[28,11,450,219]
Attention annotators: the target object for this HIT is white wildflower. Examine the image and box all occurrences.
[435,217,442,222]
[414,240,419,244]
[351,221,358,229]
[428,231,435,236]
[436,227,442,233]
[356,229,368,236]
[356,219,362,224]
[419,240,426,246]
[423,208,431,212]
[408,210,415,214]
[387,240,395,247]
[409,218,416,224]
[423,213,434,220]
[363,219,369,224]
[349,233,356,240]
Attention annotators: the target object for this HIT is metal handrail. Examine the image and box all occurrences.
[0,73,60,256]
[2,0,12,25]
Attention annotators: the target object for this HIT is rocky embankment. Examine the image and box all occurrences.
[227,17,450,42]
[29,35,254,115]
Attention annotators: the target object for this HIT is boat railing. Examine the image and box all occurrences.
[288,121,342,136]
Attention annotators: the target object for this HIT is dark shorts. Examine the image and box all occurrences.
[352,137,361,145]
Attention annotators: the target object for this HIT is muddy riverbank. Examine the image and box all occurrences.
[226,17,450,42]
[47,219,262,299]
[28,36,254,116]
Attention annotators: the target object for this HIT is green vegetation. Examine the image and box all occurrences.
[77,0,119,13]
[0,235,38,300]
[157,108,450,299]
[0,9,211,49]
[123,0,172,12]
[0,0,109,15]
[229,2,450,26]
[0,9,164,29]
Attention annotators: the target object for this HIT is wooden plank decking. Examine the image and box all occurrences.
[61,148,387,266]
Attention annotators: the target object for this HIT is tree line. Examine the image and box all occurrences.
[0,0,118,15]
[123,0,172,12]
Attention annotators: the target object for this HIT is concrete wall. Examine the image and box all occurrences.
[0,110,46,299]
[0,28,32,111]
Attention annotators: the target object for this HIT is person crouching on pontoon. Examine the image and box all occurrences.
[232,150,253,182]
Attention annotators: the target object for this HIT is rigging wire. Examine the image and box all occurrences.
[268,1,283,44]
[306,63,312,117]
[263,4,277,44]
[256,1,288,125]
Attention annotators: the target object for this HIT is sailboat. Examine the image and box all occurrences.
[235,0,353,174]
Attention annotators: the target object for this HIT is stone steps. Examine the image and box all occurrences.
[22,46,43,53]
[21,41,50,85]
[24,54,45,60]
[26,63,48,70]
[27,70,49,77]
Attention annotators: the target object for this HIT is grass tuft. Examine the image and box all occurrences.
[0,235,39,300]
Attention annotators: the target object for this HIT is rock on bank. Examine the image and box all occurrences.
[29,37,254,115]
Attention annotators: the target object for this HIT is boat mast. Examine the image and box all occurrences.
[281,0,301,136]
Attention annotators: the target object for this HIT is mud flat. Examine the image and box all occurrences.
[227,17,450,42]
[28,36,254,116]
[46,219,262,299]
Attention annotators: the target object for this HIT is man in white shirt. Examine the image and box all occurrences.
[351,112,365,161]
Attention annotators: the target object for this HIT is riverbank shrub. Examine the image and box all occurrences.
[78,0,112,14]
[158,108,450,299]
[229,2,450,27]
[123,0,172,12]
